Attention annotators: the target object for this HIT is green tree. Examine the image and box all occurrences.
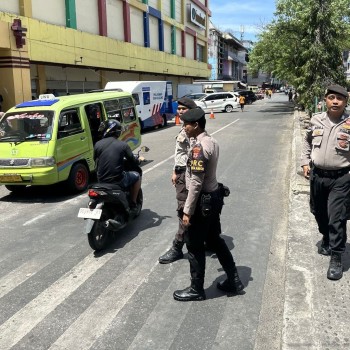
[249,0,350,111]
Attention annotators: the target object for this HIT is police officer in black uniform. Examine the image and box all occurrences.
[301,84,350,280]
[173,108,244,301]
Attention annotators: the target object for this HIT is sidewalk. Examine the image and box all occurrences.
[283,110,350,349]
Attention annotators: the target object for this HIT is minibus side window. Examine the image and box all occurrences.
[85,103,102,143]
[118,97,136,123]
[103,99,121,122]
[122,107,136,123]
[58,109,83,138]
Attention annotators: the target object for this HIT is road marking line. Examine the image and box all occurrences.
[0,253,114,350]
[48,235,172,350]
[23,214,46,226]
[143,119,240,175]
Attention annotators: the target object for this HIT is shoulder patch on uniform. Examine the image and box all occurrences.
[190,143,206,173]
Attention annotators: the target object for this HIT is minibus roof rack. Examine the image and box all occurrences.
[88,88,124,93]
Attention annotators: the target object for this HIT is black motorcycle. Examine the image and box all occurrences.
[78,146,149,251]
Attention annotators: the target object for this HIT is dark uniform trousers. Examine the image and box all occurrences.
[184,190,236,284]
[310,167,350,253]
[175,166,188,241]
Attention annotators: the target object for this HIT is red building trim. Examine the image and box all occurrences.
[191,0,206,12]
[185,26,196,36]
[123,1,131,42]
[98,0,107,36]
[0,56,30,69]
[194,36,197,61]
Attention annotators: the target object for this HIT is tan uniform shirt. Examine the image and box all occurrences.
[184,131,219,215]
[301,111,350,169]
[174,129,190,168]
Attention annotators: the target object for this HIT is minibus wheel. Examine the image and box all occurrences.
[67,163,89,192]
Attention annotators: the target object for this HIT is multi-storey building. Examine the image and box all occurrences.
[208,22,247,82]
[0,0,211,111]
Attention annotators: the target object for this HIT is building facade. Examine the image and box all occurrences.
[208,22,247,82]
[0,0,211,111]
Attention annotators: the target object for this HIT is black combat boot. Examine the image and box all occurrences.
[158,240,184,264]
[173,278,206,301]
[217,267,245,294]
[327,252,343,280]
[318,237,331,256]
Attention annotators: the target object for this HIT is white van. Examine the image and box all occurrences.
[105,81,175,130]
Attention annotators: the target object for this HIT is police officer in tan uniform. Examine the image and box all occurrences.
[301,84,350,280]
[173,108,244,301]
[158,97,197,264]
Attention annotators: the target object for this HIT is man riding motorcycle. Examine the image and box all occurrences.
[94,119,141,211]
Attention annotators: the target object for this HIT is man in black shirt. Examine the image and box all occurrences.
[94,120,141,207]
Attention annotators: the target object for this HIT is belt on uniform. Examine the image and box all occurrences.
[175,166,186,174]
[313,166,350,178]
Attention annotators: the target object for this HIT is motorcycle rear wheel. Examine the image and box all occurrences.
[88,210,112,251]
[134,188,143,217]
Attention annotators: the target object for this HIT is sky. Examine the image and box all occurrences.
[209,0,277,42]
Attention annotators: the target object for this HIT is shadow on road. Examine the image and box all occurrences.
[93,208,172,258]
[205,265,252,300]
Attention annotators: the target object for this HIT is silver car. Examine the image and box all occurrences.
[195,92,239,113]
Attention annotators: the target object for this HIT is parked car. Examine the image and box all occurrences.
[181,93,207,100]
[194,92,239,113]
[235,90,257,104]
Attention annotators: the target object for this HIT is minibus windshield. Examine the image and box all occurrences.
[0,111,54,142]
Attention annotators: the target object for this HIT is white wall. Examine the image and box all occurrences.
[185,33,194,59]
[76,0,99,35]
[162,0,171,18]
[32,0,66,27]
[164,23,171,53]
[149,16,159,50]
[148,0,158,9]
[175,0,182,23]
[0,0,19,14]
[106,0,124,41]
[130,7,144,47]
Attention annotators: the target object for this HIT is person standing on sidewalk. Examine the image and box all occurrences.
[158,97,197,264]
[173,108,244,301]
[239,94,245,112]
[301,84,350,281]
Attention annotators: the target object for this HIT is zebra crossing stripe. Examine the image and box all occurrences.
[48,236,172,350]
[0,252,114,350]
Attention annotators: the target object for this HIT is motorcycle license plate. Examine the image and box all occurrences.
[77,208,102,219]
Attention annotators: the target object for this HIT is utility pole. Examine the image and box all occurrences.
[240,25,244,41]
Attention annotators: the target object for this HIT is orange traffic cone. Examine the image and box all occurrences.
[210,109,215,119]
[175,114,181,125]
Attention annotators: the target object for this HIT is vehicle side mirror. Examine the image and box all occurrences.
[141,146,150,152]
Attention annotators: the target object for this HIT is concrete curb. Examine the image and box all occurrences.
[290,110,310,195]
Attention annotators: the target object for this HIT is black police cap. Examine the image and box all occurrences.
[177,97,197,109]
[181,108,205,122]
[325,84,349,98]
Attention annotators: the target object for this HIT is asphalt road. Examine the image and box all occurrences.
[0,94,295,350]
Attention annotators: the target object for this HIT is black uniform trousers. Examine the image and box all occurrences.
[174,167,187,241]
[310,167,350,253]
[184,192,236,285]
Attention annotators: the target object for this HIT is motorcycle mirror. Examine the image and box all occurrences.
[140,146,150,152]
